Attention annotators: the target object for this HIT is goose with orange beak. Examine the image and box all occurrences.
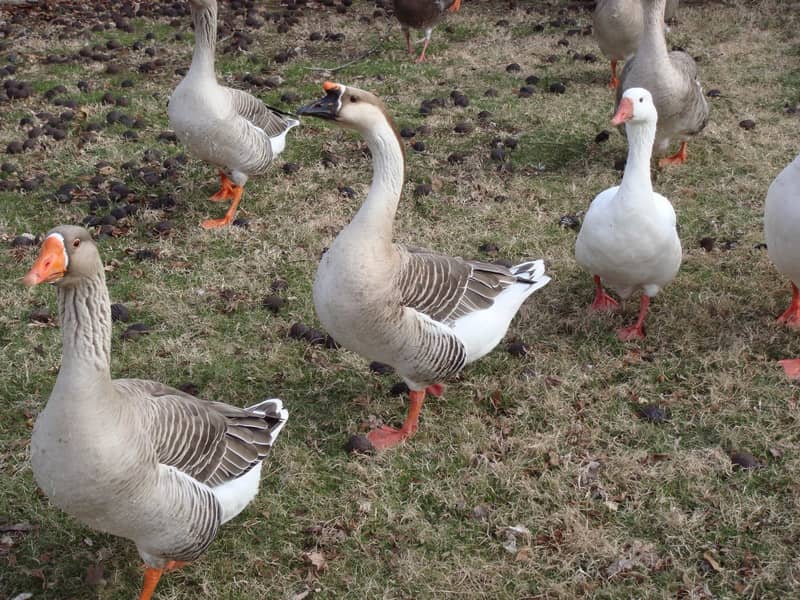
[23,225,288,600]
[298,83,550,450]
[575,88,682,341]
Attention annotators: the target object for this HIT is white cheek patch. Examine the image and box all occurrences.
[337,85,346,113]
[45,232,69,270]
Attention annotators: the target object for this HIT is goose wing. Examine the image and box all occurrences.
[116,379,287,487]
[396,246,519,324]
[226,87,299,137]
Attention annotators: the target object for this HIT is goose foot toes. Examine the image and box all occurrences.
[425,383,445,397]
[779,359,800,379]
[366,425,412,450]
[589,294,619,313]
[201,217,233,229]
[617,324,645,341]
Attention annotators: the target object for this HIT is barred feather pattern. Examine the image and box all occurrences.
[124,382,287,487]
[396,248,518,324]
[57,268,111,372]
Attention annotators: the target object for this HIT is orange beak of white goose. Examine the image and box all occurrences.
[23,234,68,287]
[611,97,634,126]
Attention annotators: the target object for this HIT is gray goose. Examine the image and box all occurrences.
[168,0,299,228]
[393,0,462,63]
[298,82,550,450]
[23,225,288,600]
[593,0,643,88]
[616,0,708,166]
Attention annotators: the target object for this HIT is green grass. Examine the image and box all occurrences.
[1,0,800,599]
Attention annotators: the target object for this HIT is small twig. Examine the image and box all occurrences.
[302,32,391,73]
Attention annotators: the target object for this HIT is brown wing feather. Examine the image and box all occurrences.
[115,379,285,487]
[397,246,518,324]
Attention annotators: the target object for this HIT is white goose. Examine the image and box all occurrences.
[168,0,299,228]
[575,88,681,340]
[764,153,800,378]
[617,0,707,166]
[298,82,550,450]
[23,225,288,600]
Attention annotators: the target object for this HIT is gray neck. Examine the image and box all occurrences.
[189,2,217,80]
[639,0,670,63]
[346,118,405,249]
[56,267,112,380]
[618,118,656,201]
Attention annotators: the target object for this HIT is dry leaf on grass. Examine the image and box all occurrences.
[302,550,328,572]
[85,563,106,587]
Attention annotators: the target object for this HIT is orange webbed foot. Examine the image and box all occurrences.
[210,172,237,202]
[589,276,620,313]
[367,425,414,449]
[658,142,688,167]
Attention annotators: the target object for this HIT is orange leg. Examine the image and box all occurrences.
[617,295,650,341]
[210,171,237,202]
[367,389,429,449]
[779,359,800,379]
[589,275,620,313]
[202,185,243,229]
[608,60,619,89]
[449,0,462,12]
[658,141,688,167]
[138,561,188,600]
[777,282,800,328]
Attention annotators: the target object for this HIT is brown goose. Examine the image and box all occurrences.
[298,83,550,450]
[168,0,299,228]
[616,0,708,166]
[23,225,288,600]
[393,0,462,63]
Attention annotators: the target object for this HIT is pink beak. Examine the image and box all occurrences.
[611,97,634,126]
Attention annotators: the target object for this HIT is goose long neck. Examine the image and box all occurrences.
[56,267,112,381]
[189,2,217,80]
[639,0,670,63]
[347,118,405,249]
[618,119,656,200]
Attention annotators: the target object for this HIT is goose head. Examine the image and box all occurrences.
[612,87,658,126]
[297,82,391,134]
[23,225,100,288]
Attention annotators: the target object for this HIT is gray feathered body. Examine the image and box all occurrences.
[593,0,643,62]
[31,257,287,568]
[167,0,298,186]
[617,0,708,155]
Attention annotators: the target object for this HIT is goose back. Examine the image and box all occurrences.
[393,0,458,29]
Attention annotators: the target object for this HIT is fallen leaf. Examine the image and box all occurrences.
[606,557,635,578]
[303,550,327,572]
[702,551,723,573]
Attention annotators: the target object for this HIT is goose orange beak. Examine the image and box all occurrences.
[23,234,67,287]
[611,97,634,126]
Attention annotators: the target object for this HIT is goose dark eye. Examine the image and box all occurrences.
[350,96,358,103]
[639,97,644,103]
[72,239,81,248]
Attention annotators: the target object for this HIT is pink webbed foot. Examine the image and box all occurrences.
[779,359,800,380]
[589,275,620,313]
